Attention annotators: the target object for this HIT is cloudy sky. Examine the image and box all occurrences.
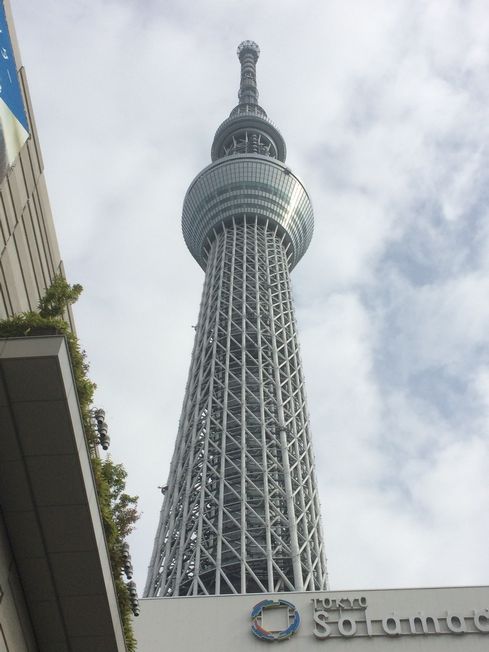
[10,0,489,593]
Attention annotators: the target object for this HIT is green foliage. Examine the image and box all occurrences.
[0,277,139,652]
[0,310,69,336]
[38,273,83,318]
[99,459,139,539]
[116,576,138,651]
[92,458,139,652]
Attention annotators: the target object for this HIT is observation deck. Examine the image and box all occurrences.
[182,154,313,270]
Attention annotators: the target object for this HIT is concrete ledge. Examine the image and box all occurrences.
[0,336,127,652]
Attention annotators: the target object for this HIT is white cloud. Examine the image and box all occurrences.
[11,0,489,593]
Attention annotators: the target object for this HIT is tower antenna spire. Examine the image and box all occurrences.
[237,40,260,105]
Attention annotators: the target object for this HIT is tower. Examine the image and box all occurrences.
[145,41,327,597]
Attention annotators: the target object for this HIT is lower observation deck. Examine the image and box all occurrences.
[182,154,314,271]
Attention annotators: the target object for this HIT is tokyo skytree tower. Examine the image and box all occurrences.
[145,41,327,597]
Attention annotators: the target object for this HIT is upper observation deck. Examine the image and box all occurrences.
[182,41,314,271]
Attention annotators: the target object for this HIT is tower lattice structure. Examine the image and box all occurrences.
[145,41,327,597]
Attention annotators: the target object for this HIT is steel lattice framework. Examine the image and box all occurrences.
[145,41,327,597]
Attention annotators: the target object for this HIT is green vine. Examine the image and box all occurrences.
[0,275,138,651]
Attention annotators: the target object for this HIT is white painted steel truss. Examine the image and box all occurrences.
[145,217,328,596]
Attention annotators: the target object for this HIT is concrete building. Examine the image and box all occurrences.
[0,1,67,322]
[0,336,127,651]
[0,2,127,649]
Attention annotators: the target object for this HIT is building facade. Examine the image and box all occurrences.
[0,1,68,323]
[0,2,127,649]
[145,41,327,598]
[135,586,489,651]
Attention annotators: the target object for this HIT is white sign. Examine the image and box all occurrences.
[311,596,489,639]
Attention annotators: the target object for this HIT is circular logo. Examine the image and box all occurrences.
[251,599,301,641]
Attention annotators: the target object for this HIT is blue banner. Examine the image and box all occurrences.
[0,1,29,181]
